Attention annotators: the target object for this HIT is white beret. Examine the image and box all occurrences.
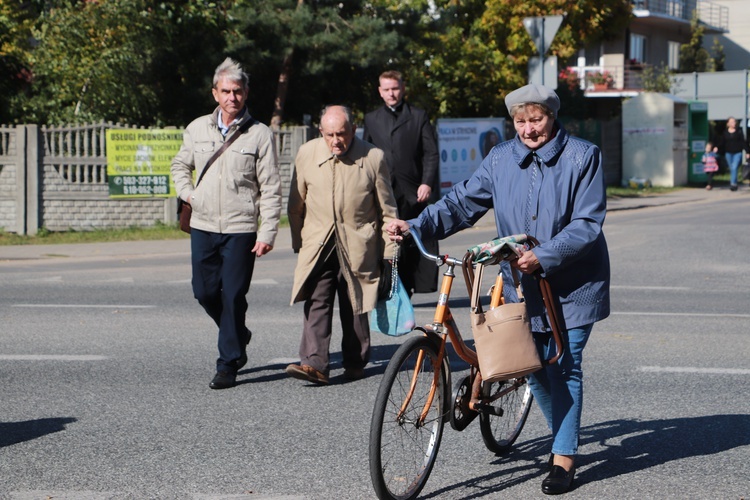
[504,83,560,117]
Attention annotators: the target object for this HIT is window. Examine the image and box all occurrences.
[667,0,685,17]
[630,34,647,63]
[668,41,681,70]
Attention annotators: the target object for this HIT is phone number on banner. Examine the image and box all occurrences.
[109,175,170,197]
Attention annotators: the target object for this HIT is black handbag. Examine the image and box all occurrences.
[377,259,393,300]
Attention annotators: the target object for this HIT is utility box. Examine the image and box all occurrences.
[622,93,689,187]
[687,101,710,184]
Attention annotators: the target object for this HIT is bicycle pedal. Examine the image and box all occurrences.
[475,403,504,417]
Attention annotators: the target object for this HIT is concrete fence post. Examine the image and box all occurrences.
[24,125,42,236]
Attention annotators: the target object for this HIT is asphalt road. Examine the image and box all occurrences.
[1,189,749,499]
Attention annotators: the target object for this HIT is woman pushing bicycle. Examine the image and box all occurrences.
[386,83,611,495]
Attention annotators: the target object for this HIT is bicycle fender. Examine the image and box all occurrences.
[414,325,452,412]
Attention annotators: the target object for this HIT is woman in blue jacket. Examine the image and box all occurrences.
[386,83,610,495]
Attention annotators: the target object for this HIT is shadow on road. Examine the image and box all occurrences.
[0,417,77,448]
[420,413,750,497]
[576,415,750,484]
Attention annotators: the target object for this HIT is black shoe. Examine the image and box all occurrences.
[730,184,738,191]
[235,328,252,371]
[209,370,236,390]
[343,367,366,381]
[542,465,575,495]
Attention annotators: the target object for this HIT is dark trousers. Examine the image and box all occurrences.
[300,252,370,375]
[191,229,257,373]
[399,237,439,295]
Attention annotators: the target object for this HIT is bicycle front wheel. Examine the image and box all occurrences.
[479,377,534,455]
[369,335,447,500]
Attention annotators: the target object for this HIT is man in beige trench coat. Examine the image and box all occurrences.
[286,105,398,385]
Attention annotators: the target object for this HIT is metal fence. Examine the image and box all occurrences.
[0,122,312,235]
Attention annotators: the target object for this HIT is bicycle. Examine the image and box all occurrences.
[368,230,564,500]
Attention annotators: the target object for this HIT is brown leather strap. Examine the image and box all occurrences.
[195,116,255,187]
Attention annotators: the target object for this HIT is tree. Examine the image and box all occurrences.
[710,37,725,72]
[641,63,674,92]
[392,0,633,119]
[679,11,711,73]
[9,0,230,126]
[226,0,399,127]
[0,1,36,123]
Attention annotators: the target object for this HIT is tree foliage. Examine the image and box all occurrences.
[0,1,36,123]
[9,0,229,126]
[3,0,634,126]
[225,0,399,125]
[412,0,632,118]
[679,12,712,73]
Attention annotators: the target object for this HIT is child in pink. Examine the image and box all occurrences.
[702,142,719,190]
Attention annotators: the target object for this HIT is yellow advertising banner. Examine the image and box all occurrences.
[106,129,184,198]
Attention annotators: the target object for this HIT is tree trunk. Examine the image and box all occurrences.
[270,0,304,130]
[271,49,293,130]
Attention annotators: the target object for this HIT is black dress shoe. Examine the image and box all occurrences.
[209,371,236,390]
[542,465,575,495]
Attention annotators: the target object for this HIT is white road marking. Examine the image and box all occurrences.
[251,278,279,285]
[167,278,279,285]
[638,366,750,375]
[268,357,301,365]
[611,285,690,291]
[12,304,155,309]
[611,311,750,318]
[0,354,108,361]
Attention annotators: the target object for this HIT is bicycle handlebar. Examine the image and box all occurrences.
[405,227,565,366]
[404,227,462,267]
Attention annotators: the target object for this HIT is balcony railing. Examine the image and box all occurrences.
[632,0,729,31]
[697,0,729,31]
[562,65,651,92]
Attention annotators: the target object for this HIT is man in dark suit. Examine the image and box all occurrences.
[363,70,440,295]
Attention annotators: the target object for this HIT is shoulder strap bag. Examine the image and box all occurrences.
[177,117,256,233]
[470,263,542,382]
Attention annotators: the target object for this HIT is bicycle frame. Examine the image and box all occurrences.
[396,230,564,426]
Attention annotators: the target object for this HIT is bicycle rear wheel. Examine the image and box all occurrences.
[479,377,533,455]
[369,335,447,500]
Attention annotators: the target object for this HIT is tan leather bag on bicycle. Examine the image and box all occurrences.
[470,262,542,382]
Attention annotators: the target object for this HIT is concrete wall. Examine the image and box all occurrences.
[0,123,312,235]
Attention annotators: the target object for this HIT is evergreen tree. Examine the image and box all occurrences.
[226,0,399,127]
[679,12,711,73]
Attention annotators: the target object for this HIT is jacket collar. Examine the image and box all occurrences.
[314,137,366,168]
[382,101,412,132]
[511,121,568,168]
[210,106,252,133]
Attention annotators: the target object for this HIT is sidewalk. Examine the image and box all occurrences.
[0,186,739,262]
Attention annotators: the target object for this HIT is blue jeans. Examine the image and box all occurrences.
[191,229,257,373]
[725,151,742,186]
[527,324,593,456]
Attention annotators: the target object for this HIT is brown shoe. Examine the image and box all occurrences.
[285,364,329,385]
[343,367,366,381]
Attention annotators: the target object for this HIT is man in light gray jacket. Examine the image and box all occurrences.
[171,58,282,389]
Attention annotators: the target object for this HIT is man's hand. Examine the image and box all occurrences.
[385,219,410,242]
[253,241,273,257]
[416,184,432,203]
